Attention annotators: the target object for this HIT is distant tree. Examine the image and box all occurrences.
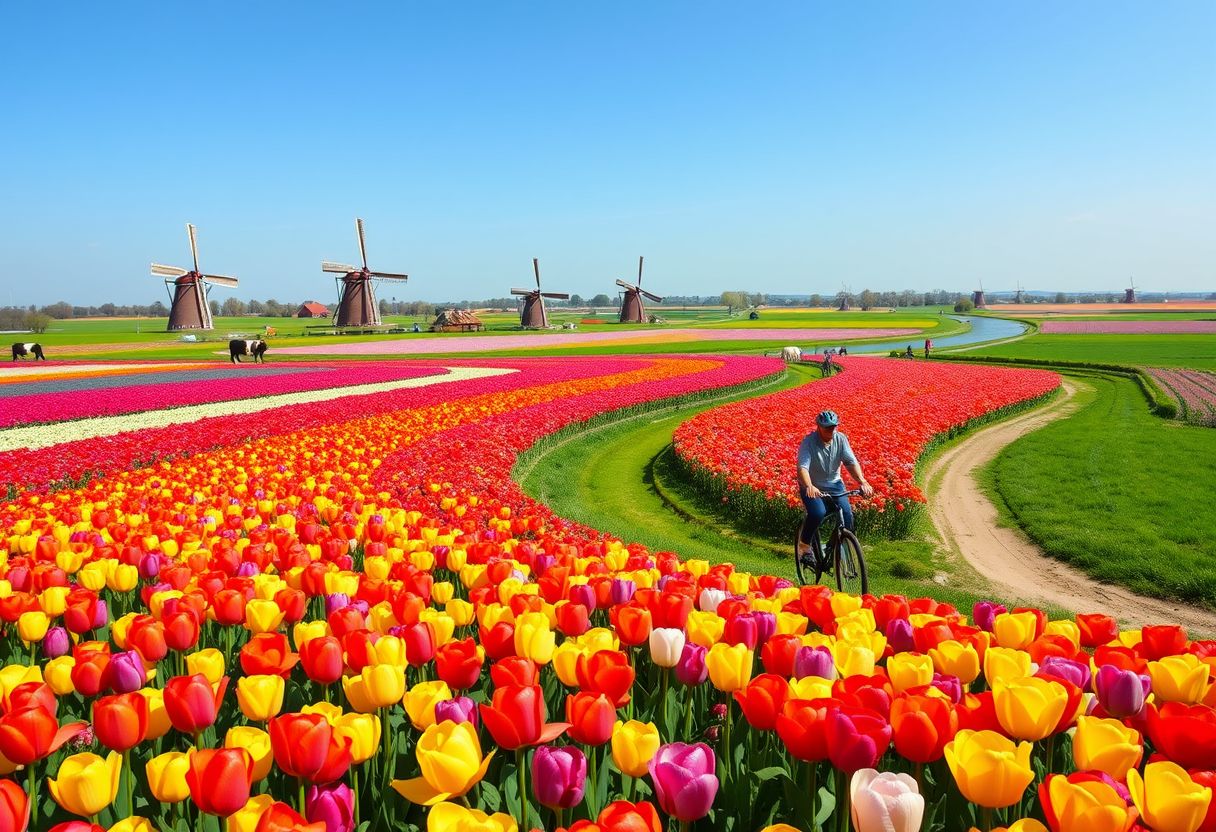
[210,299,222,316]
[220,297,246,317]
[720,291,748,315]
[26,312,52,333]
[747,293,766,309]
[568,293,584,307]
[1054,292,1067,304]
[590,293,611,307]
[954,298,975,313]
[39,301,73,319]
[150,301,169,316]
[859,289,878,311]
[247,299,265,315]
[809,294,822,308]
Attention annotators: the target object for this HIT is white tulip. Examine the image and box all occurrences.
[698,588,728,614]
[649,628,686,668]
[850,768,924,832]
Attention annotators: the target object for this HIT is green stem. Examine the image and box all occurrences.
[588,745,599,816]
[299,778,307,816]
[27,763,37,829]
[836,767,849,832]
[352,764,360,827]
[124,748,133,817]
[981,805,994,832]
[721,697,732,787]
[682,690,693,741]
[807,762,818,832]
[659,667,669,736]
[626,772,636,804]
[517,747,530,830]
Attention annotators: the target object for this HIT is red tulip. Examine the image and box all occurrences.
[595,800,663,832]
[270,713,353,784]
[186,748,254,817]
[163,608,201,652]
[212,589,248,626]
[1076,613,1119,648]
[566,691,616,746]
[240,633,299,678]
[69,649,111,697]
[576,651,635,707]
[956,692,1001,733]
[299,636,344,686]
[164,674,228,734]
[1141,624,1190,661]
[0,778,29,832]
[733,674,789,732]
[92,692,149,752]
[610,605,652,647]
[1145,701,1216,770]
[127,616,169,664]
[556,602,591,637]
[490,656,538,689]
[274,588,307,625]
[3,682,57,717]
[480,622,516,661]
[775,699,834,762]
[435,638,483,691]
[0,705,86,765]
[255,801,326,832]
[761,634,801,678]
[401,622,436,667]
[62,590,100,636]
[479,685,569,750]
[890,694,958,763]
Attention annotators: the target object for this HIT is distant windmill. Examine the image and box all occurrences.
[151,223,239,331]
[836,284,852,311]
[512,259,569,328]
[1124,279,1137,304]
[321,218,408,327]
[972,280,987,309]
[616,257,664,323]
[1014,281,1025,304]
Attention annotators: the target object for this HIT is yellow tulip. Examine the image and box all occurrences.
[48,751,122,817]
[302,701,344,723]
[236,675,286,722]
[225,726,274,782]
[225,795,275,832]
[109,818,156,832]
[244,599,285,634]
[39,587,70,616]
[433,582,455,605]
[108,564,139,593]
[110,613,139,650]
[929,640,981,685]
[426,803,517,832]
[611,720,660,777]
[514,612,556,664]
[146,750,191,803]
[445,599,475,627]
[707,642,753,692]
[578,628,620,654]
[404,680,454,730]
[0,664,42,698]
[139,687,172,740]
[788,676,834,701]
[392,720,495,805]
[1148,654,1212,704]
[293,620,331,646]
[968,820,1048,832]
[1073,716,1143,781]
[333,712,382,764]
[344,663,405,712]
[44,656,77,695]
[833,641,876,678]
[888,652,935,694]
[945,729,1034,809]
[420,611,456,648]
[992,611,1038,650]
[17,611,50,644]
[552,642,586,687]
[686,611,725,648]
[1044,619,1081,649]
[186,649,227,685]
[829,592,863,618]
[79,562,108,591]
[992,677,1069,741]
[983,647,1033,685]
[1128,761,1212,832]
[1045,774,1136,832]
[775,612,809,636]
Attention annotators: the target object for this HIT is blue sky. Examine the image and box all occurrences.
[1,2,1212,306]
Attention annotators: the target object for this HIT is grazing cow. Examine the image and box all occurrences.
[229,339,268,364]
[780,345,802,363]
[11,342,46,361]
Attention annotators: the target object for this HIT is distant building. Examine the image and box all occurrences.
[297,301,331,318]
[431,309,485,332]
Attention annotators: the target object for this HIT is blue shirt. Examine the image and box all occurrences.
[797,431,857,494]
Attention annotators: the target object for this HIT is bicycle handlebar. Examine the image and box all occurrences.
[806,488,863,498]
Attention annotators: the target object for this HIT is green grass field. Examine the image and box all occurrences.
[963,334,1216,370]
[985,371,1216,606]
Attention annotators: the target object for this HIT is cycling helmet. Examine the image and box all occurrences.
[815,410,839,427]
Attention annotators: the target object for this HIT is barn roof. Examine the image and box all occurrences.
[432,309,483,326]
[298,301,330,315]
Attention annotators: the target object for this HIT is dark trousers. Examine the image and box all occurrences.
[799,491,854,546]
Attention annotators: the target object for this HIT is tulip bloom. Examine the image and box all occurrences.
[435,639,483,691]
[675,643,709,687]
[531,745,587,810]
[775,699,833,762]
[305,783,353,832]
[426,803,518,832]
[706,643,753,693]
[733,674,789,732]
[146,750,191,803]
[225,726,276,782]
[343,664,405,712]
[888,652,935,694]
[649,628,685,669]
[92,693,149,752]
[185,649,226,685]
[596,801,662,832]
[1128,761,1212,832]
[647,743,719,822]
[164,674,228,734]
[185,748,255,817]
[0,779,29,832]
[612,720,660,778]
[890,694,958,764]
[1093,665,1151,719]
[479,685,569,750]
[514,613,556,664]
[826,706,892,774]
[48,751,122,817]
[392,720,494,805]
[237,675,286,722]
[299,636,344,687]
[992,677,1069,742]
[945,729,1034,809]
[0,705,86,765]
[404,681,454,731]
[240,633,299,678]
[1148,654,1212,704]
[252,800,325,832]
[850,769,924,832]
[575,651,635,707]
[1071,716,1143,781]
[1145,702,1216,770]
[1039,773,1137,832]
[270,713,353,784]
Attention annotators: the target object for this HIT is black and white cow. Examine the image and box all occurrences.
[11,342,46,361]
[229,339,268,364]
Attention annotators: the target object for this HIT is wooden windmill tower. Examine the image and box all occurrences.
[836,284,852,311]
[151,223,239,331]
[512,259,569,328]
[1014,281,1025,304]
[972,280,988,309]
[616,257,664,323]
[1123,279,1137,304]
[321,218,408,327]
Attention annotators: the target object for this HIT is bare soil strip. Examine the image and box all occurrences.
[925,378,1216,634]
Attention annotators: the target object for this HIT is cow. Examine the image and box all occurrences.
[229,339,268,364]
[11,342,46,361]
[780,345,802,363]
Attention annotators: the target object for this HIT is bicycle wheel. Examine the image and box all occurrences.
[794,517,811,585]
[834,529,869,596]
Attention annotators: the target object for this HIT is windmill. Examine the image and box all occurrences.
[1014,281,1025,304]
[321,218,408,327]
[1124,279,1137,304]
[151,223,239,331]
[972,280,987,309]
[836,284,852,311]
[616,257,664,323]
[512,259,569,328]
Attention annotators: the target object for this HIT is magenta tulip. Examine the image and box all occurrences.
[826,706,892,774]
[531,745,587,809]
[793,645,837,681]
[648,742,719,821]
[675,644,708,687]
[435,697,479,727]
[1094,665,1151,719]
[306,781,354,832]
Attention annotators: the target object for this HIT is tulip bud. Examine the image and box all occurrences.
[649,628,685,669]
[850,769,924,832]
[532,745,587,809]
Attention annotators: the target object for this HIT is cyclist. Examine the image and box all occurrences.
[796,410,875,561]
[820,351,835,376]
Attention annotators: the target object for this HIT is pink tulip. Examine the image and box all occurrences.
[850,769,924,832]
[647,742,719,821]
[531,745,586,809]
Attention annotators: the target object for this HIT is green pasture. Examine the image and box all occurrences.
[960,333,1216,370]
[517,362,1007,613]
[984,371,1216,607]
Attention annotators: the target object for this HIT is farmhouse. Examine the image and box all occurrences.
[296,301,331,318]
[431,309,485,332]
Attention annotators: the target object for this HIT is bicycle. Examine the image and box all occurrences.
[794,488,869,595]
[820,355,837,377]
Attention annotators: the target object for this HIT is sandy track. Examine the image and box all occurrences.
[925,379,1216,635]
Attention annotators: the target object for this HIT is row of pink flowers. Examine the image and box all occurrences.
[1145,368,1216,422]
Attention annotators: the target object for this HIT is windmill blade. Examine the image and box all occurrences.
[186,224,200,273]
[641,290,664,303]
[616,279,638,291]
[541,292,570,300]
[533,258,541,289]
[322,261,358,273]
[202,274,239,287]
[151,263,189,277]
[510,288,535,296]
[638,256,644,285]
[356,218,368,270]
[368,271,408,280]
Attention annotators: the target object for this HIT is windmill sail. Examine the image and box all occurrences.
[322,218,410,326]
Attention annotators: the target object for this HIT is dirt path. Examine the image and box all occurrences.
[925,378,1216,635]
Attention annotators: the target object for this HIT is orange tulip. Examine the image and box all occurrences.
[92,693,149,752]
[186,748,254,817]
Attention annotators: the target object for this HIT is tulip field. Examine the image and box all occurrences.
[1,353,1215,832]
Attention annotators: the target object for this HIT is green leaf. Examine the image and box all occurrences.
[480,779,503,814]
[813,785,837,828]
[753,766,791,783]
